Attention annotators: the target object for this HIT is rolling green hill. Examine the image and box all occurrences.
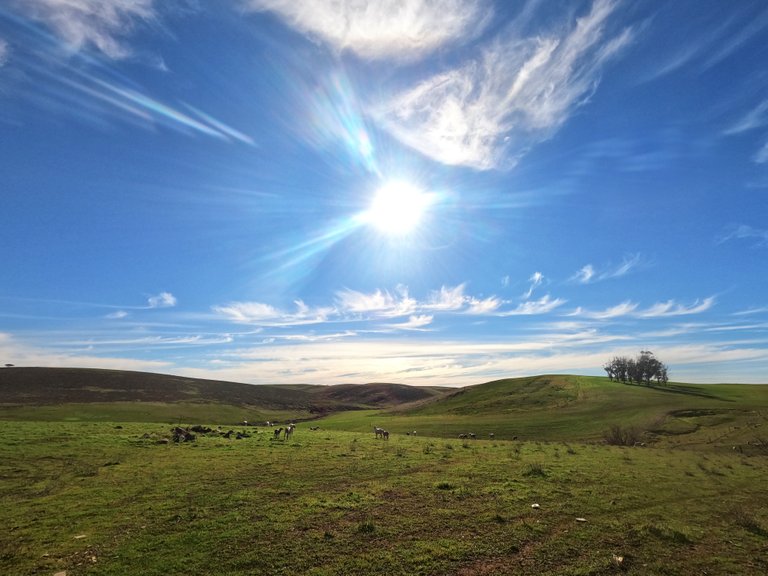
[319,375,768,452]
[2,369,766,452]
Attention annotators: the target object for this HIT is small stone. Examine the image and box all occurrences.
[531,503,540,509]
[73,534,87,539]
[576,517,587,522]
[54,572,67,576]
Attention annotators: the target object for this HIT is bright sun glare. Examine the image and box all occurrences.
[363,180,431,236]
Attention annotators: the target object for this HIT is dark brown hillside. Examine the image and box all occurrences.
[0,367,312,409]
[313,382,447,407]
[0,367,447,413]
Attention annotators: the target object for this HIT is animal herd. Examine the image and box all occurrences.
[164,423,500,444]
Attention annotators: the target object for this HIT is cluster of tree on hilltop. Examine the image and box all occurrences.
[604,350,668,386]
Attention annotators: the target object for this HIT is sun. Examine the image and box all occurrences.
[361,180,432,236]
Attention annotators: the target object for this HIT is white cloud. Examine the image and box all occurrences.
[0,332,171,372]
[106,310,129,319]
[212,300,332,326]
[425,284,469,311]
[570,301,638,319]
[718,224,768,247]
[11,0,158,59]
[523,271,544,298]
[384,314,434,331]
[147,292,177,309]
[375,0,632,169]
[572,264,595,284]
[755,141,768,164]
[571,253,641,284]
[0,39,9,66]
[638,297,716,318]
[572,297,716,319]
[244,0,491,61]
[725,99,768,135]
[467,296,502,315]
[501,295,566,316]
[336,287,417,318]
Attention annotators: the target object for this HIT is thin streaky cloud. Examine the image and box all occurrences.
[500,295,566,316]
[523,272,544,299]
[571,253,642,284]
[734,307,768,317]
[212,300,332,326]
[0,38,8,65]
[755,141,768,164]
[375,0,633,169]
[637,297,716,318]
[10,0,158,59]
[572,297,716,319]
[569,300,638,319]
[724,99,768,135]
[243,0,492,61]
[718,224,768,247]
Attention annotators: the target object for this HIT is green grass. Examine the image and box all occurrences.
[319,376,768,451]
[2,421,768,575]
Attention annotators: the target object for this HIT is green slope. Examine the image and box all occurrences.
[319,375,768,450]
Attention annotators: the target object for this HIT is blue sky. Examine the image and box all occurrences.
[1,0,767,386]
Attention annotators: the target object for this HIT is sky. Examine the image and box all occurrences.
[1,0,767,387]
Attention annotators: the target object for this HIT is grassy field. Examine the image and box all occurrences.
[2,420,767,575]
[2,373,767,574]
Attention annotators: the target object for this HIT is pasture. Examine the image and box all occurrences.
[2,420,767,575]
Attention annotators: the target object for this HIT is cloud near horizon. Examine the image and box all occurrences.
[243,0,492,61]
[375,0,633,169]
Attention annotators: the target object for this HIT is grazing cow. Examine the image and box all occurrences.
[374,426,385,439]
[274,427,283,439]
[468,433,476,439]
[284,424,295,440]
[382,430,389,440]
[309,426,320,431]
[489,433,495,439]
[458,433,468,439]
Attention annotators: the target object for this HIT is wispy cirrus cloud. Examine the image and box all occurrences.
[718,224,768,247]
[243,0,491,61]
[10,0,158,59]
[212,300,333,326]
[571,297,715,319]
[570,253,642,284]
[500,295,566,316]
[523,272,544,299]
[336,286,418,318]
[375,0,632,169]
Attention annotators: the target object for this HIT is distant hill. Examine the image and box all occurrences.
[0,367,447,414]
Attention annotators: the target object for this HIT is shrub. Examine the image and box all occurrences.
[603,424,642,446]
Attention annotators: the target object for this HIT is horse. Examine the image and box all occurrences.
[273,427,283,439]
[382,430,389,440]
[374,426,385,439]
[284,424,295,440]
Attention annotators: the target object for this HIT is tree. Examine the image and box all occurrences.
[604,351,668,386]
